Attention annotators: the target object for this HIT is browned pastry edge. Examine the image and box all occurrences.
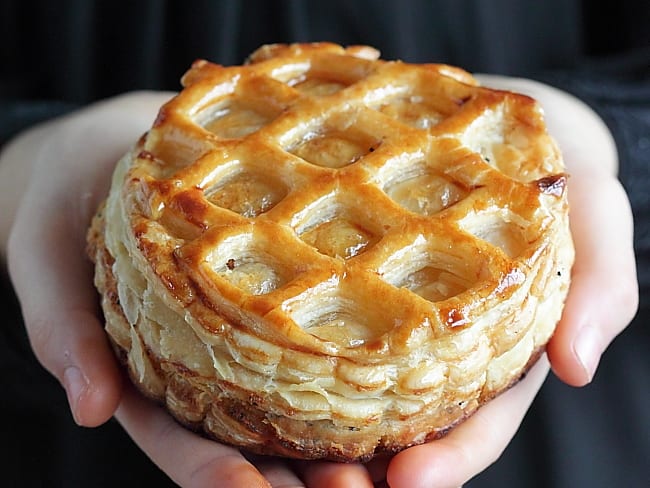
[88,208,547,463]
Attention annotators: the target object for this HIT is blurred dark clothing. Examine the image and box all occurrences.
[1,0,648,140]
[1,1,648,486]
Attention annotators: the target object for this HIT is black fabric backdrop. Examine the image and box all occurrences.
[1,1,648,486]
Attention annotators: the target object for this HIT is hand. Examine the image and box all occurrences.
[377,77,639,487]
[0,92,375,488]
[473,75,638,386]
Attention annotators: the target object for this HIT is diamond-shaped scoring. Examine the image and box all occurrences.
[150,140,293,224]
[288,123,381,170]
[288,56,371,96]
[198,99,277,139]
[458,207,532,259]
[193,223,316,298]
[166,140,292,221]
[204,164,289,218]
[375,231,493,304]
[282,271,413,348]
[385,167,467,216]
[363,63,476,130]
[280,102,384,170]
[374,141,472,216]
[263,47,376,96]
[292,78,348,97]
[301,215,377,260]
[290,130,373,169]
[210,234,289,296]
[457,94,560,182]
[291,190,387,260]
[174,220,338,323]
[373,94,447,130]
[188,68,300,139]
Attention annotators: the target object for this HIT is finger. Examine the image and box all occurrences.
[386,356,550,488]
[547,173,638,386]
[115,384,272,488]
[6,92,174,426]
[292,460,374,488]
[253,458,305,488]
[8,196,123,427]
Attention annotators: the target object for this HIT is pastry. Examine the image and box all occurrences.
[87,42,574,461]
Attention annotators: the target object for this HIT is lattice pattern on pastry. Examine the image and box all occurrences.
[91,43,573,461]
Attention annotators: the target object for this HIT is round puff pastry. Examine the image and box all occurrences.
[87,43,574,462]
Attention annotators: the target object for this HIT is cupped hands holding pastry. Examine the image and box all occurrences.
[0,80,637,488]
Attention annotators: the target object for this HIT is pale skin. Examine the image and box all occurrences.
[0,77,638,487]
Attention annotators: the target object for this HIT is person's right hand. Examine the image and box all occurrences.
[377,76,639,488]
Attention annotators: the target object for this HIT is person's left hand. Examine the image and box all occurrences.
[1,92,376,487]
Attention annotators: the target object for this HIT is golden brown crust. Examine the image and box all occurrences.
[88,43,574,461]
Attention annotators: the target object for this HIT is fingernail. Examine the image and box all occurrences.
[573,326,601,383]
[63,366,87,424]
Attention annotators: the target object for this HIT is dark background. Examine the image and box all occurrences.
[1,0,649,135]
[1,1,649,486]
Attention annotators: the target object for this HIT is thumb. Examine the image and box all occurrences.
[6,92,174,425]
[8,200,122,426]
[547,173,638,386]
